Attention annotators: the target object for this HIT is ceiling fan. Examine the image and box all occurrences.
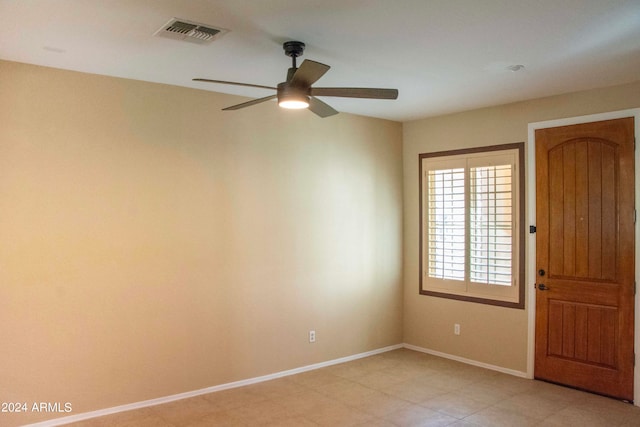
[193,41,399,118]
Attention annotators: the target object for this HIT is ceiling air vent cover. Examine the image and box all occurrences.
[154,18,228,44]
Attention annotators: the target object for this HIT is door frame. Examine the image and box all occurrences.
[527,108,640,406]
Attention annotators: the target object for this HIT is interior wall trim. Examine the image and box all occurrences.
[403,343,528,378]
[23,344,404,427]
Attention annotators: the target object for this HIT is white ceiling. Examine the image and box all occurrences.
[1,0,639,122]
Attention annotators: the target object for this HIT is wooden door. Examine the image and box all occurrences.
[535,117,635,401]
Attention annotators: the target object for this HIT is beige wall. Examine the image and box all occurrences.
[0,60,403,425]
[403,80,640,372]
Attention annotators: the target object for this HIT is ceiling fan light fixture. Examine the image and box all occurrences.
[277,83,309,109]
[279,97,310,109]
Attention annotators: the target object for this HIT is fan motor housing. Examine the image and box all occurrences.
[277,82,310,104]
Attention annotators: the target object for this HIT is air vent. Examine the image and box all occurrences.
[154,18,228,44]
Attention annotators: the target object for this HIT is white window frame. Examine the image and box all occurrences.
[419,143,525,309]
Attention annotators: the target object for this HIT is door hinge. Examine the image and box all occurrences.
[529,225,536,234]
[635,209,637,224]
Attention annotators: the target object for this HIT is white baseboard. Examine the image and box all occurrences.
[24,344,403,427]
[24,342,530,426]
[403,343,528,378]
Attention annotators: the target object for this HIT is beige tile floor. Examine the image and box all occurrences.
[67,349,640,426]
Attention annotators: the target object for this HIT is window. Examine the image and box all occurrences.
[419,143,524,308]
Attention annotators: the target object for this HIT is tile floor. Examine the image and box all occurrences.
[67,349,640,426]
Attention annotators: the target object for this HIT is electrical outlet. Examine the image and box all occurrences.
[309,330,316,343]
[454,324,461,335]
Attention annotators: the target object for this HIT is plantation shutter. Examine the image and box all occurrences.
[427,167,466,281]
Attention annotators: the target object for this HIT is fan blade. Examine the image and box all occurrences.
[308,97,339,118]
[311,87,398,99]
[223,95,277,111]
[290,60,330,87]
[193,78,276,91]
